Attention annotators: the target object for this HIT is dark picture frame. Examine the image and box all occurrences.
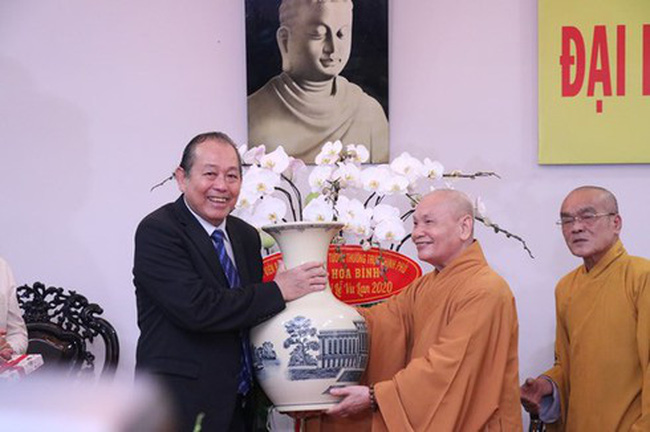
[245,0,389,117]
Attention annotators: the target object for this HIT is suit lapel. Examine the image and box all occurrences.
[226,219,252,286]
[173,196,229,286]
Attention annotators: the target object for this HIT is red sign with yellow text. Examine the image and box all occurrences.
[263,245,422,305]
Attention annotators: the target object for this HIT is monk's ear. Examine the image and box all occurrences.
[458,214,473,241]
[612,213,622,235]
[277,27,291,72]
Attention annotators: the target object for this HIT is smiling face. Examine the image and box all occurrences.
[560,188,621,270]
[175,139,242,226]
[278,1,353,82]
[411,191,474,270]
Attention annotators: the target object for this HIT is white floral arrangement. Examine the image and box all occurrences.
[234,141,532,257]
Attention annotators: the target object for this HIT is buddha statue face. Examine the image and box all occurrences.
[277,0,353,82]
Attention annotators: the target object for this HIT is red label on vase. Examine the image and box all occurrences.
[262,245,422,305]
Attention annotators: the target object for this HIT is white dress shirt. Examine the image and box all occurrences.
[183,198,238,268]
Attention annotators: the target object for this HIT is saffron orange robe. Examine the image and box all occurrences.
[543,240,650,431]
[306,241,522,431]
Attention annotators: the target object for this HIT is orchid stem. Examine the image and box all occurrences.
[274,186,297,222]
[363,192,377,208]
[396,234,412,252]
[442,171,501,180]
[281,174,303,221]
[475,216,535,258]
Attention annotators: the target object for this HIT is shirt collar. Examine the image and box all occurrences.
[183,196,229,241]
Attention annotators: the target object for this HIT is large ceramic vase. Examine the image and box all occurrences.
[250,221,368,412]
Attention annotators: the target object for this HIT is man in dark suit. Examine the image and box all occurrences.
[134,132,327,431]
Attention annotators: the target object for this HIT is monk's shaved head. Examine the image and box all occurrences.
[412,189,475,269]
[565,186,618,214]
[420,189,475,221]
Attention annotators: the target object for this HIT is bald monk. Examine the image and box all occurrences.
[304,189,522,431]
[247,0,389,163]
[521,186,650,431]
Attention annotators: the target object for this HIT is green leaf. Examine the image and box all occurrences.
[304,192,320,206]
[259,230,276,249]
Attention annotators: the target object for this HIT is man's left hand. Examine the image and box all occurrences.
[326,385,371,418]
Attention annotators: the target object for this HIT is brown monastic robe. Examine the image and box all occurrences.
[305,241,522,431]
[544,240,650,431]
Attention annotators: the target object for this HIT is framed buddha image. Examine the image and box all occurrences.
[245,0,389,164]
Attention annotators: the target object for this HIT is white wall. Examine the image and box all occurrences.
[1,0,648,426]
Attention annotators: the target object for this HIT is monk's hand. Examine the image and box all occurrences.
[520,377,553,414]
[326,385,371,418]
[0,330,13,362]
[274,261,328,301]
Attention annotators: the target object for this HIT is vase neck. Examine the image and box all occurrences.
[267,223,341,270]
[287,286,338,308]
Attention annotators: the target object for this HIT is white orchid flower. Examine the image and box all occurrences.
[333,162,361,188]
[360,165,390,193]
[242,144,266,165]
[252,196,287,227]
[380,173,410,195]
[237,144,248,159]
[231,141,515,254]
[235,187,260,210]
[285,157,306,181]
[232,206,255,225]
[421,158,445,180]
[335,196,362,223]
[474,196,492,225]
[348,220,373,238]
[390,152,424,185]
[239,171,260,200]
[303,195,335,222]
[315,140,343,165]
[337,203,372,240]
[374,218,407,244]
[308,165,334,192]
[372,204,401,224]
[336,197,373,236]
[345,144,370,164]
[260,146,291,174]
[474,196,487,217]
[243,165,280,195]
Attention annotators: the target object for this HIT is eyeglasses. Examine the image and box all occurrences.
[556,212,617,227]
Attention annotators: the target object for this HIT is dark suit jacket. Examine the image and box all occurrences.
[134,196,285,431]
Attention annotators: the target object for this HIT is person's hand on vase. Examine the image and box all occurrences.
[0,330,15,363]
[326,385,372,418]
